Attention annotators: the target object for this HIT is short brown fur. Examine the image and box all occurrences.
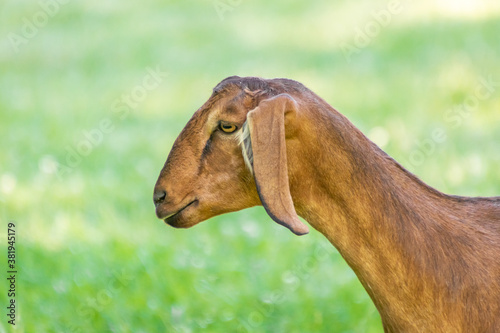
[154,76,500,332]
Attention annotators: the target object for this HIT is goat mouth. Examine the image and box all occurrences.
[163,200,198,227]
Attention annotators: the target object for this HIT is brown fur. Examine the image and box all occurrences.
[154,76,500,332]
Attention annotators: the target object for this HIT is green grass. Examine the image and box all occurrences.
[1,0,499,332]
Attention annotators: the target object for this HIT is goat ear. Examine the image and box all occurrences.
[246,94,309,236]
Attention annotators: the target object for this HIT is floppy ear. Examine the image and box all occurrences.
[244,94,309,236]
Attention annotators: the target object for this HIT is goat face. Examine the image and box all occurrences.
[153,82,260,229]
[153,76,309,235]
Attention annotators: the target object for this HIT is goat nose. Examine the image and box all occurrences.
[153,189,167,206]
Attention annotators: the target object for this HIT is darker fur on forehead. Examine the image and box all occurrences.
[190,77,273,131]
[213,75,313,96]
[212,76,313,107]
[213,76,274,95]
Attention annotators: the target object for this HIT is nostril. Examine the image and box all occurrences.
[153,189,167,206]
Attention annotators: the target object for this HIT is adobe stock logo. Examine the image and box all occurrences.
[340,0,405,63]
[213,0,243,20]
[7,0,70,53]
[62,269,134,333]
[55,66,168,179]
[404,76,499,169]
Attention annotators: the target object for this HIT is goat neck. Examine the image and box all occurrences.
[286,97,500,332]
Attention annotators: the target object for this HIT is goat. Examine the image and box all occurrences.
[153,76,500,332]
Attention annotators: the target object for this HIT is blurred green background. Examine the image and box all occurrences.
[1,0,499,332]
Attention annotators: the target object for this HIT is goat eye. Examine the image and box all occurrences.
[219,122,237,133]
